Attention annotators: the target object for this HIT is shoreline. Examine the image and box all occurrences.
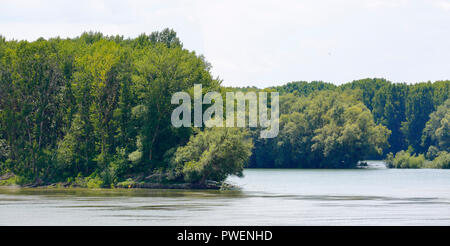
[0,176,238,190]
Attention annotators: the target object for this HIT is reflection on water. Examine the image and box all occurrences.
[0,161,449,225]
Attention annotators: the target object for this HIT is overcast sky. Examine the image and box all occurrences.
[1,0,449,87]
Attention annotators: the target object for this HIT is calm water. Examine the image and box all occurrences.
[1,161,449,225]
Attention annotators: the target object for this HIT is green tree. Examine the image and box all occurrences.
[371,83,408,153]
[174,127,253,184]
[0,40,67,181]
[267,90,390,168]
[422,99,450,152]
[130,43,219,171]
[401,83,436,153]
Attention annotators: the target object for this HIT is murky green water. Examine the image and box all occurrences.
[1,161,449,225]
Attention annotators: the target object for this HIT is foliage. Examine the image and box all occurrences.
[0,30,221,185]
[1,29,450,187]
[244,79,449,168]
[250,90,390,168]
[422,99,450,152]
[0,139,9,167]
[270,81,336,96]
[385,151,425,169]
[425,151,450,169]
[174,127,253,184]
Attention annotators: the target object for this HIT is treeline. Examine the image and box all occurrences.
[0,30,252,186]
[244,78,449,168]
[1,30,449,188]
[385,98,450,169]
[249,89,390,168]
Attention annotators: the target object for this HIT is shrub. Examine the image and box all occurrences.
[175,127,253,184]
[86,176,104,189]
[425,151,450,169]
[385,151,425,168]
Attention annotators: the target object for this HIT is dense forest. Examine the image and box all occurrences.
[0,30,449,187]
[245,78,449,168]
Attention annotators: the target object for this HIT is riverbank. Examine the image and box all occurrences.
[0,173,238,190]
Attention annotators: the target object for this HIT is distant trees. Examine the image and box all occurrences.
[249,90,390,168]
[420,99,450,169]
[422,99,450,152]
[401,83,436,153]
[248,78,449,169]
[0,29,229,185]
[386,149,449,169]
[0,40,68,181]
[1,29,450,188]
[263,78,449,158]
[426,151,450,169]
[271,81,336,96]
[385,150,425,169]
[371,83,408,154]
[340,78,390,111]
[338,79,449,155]
[0,139,8,168]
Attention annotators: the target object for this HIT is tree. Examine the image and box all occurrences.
[0,40,67,181]
[130,43,219,171]
[0,139,9,168]
[149,28,182,48]
[422,99,450,152]
[371,83,408,153]
[1,30,449,184]
[174,127,253,184]
[256,90,390,168]
[401,83,436,153]
[339,78,390,111]
[270,81,336,96]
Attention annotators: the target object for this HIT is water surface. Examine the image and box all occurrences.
[1,161,449,225]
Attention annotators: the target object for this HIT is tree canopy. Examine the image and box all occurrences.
[1,30,449,188]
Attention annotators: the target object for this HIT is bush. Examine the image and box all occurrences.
[0,139,10,166]
[0,174,33,186]
[175,127,253,184]
[86,176,104,189]
[426,146,440,160]
[385,150,425,168]
[425,151,450,169]
[71,173,104,188]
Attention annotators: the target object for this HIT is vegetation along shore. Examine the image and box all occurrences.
[0,29,449,189]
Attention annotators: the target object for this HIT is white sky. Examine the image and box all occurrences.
[1,0,449,87]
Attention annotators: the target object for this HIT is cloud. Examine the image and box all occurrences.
[432,0,450,11]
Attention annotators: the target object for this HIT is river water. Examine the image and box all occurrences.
[0,161,449,225]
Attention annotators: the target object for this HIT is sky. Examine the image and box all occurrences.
[0,0,449,87]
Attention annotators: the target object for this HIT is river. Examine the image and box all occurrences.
[0,161,449,225]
